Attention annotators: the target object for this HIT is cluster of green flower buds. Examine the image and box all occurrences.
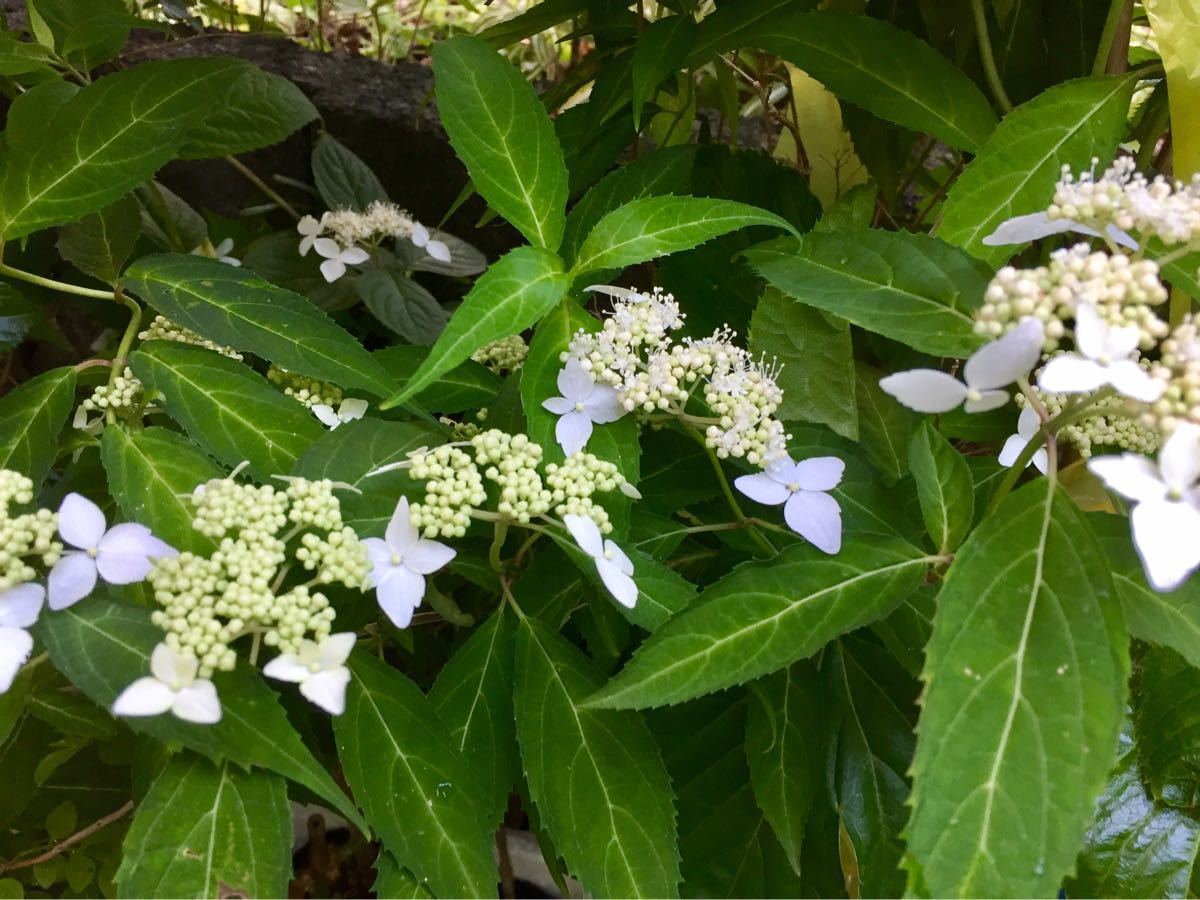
[139,315,243,360]
[0,470,60,592]
[267,365,343,409]
[81,367,143,419]
[471,335,528,373]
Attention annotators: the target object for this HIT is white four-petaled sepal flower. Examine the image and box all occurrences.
[0,583,43,694]
[998,406,1049,475]
[313,238,370,283]
[297,214,324,256]
[363,497,456,628]
[563,514,637,608]
[735,455,845,554]
[1088,423,1200,592]
[1037,303,1164,402]
[262,632,356,716]
[542,358,624,455]
[112,642,222,724]
[410,222,451,263]
[48,493,176,611]
[312,398,368,430]
[878,317,1045,414]
[981,211,1138,250]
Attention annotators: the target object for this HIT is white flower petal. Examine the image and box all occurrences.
[47,552,98,611]
[425,240,452,263]
[57,492,106,550]
[312,237,341,260]
[319,258,346,283]
[583,383,624,424]
[542,396,575,415]
[1031,448,1049,474]
[998,434,1029,469]
[172,680,222,724]
[981,212,1077,246]
[376,567,424,628]
[311,404,339,428]
[299,235,316,256]
[1088,454,1168,504]
[783,490,843,555]
[0,583,45,629]
[555,410,594,456]
[793,457,845,492]
[734,472,791,506]
[340,246,370,266]
[300,668,351,715]
[584,284,643,301]
[338,398,368,422]
[1131,499,1200,592]
[112,677,176,718]
[1105,322,1142,360]
[963,317,1044,390]
[385,496,419,554]
[557,358,594,402]
[963,388,1012,414]
[151,642,197,684]
[96,523,163,584]
[1106,360,1165,403]
[297,215,322,237]
[563,514,604,559]
[1106,224,1139,251]
[362,537,394,582]
[263,653,310,683]
[318,633,357,670]
[1160,423,1200,494]
[1017,404,1041,439]
[877,370,967,413]
[0,627,33,694]
[596,558,638,608]
[1073,304,1107,360]
[410,222,430,246]
[403,539,456,575]
[1037,355,1109,394]
[603,540,635,577]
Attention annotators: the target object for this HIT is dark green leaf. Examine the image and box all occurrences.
[0,366,76,490]
[513,612,681,898]
[335,653,498,898]
[433,35,568,250]
[477,0,588,47]
[854,362,919,485]
[117,754,291,898]
[124,253,397,398]
[382,247,567,409]
[908,422,974,553]
[130,342,324,480]
[55,194,141,285]
[906,480,1128,896]
[37,597,366,831]
[749,287,857,440]
[586,536,933,709]
[937,74,1137,266]
[0,282,35,352]
[631,16,697,130]
[356,269,448,346]
[311,134,388,212]
[746,231,989,358]
[571,195,796,278]
[179,66,318,159]
[1134,646,1200,809]
[374,346,500,414]
[0,59,248,240]
[429,610,518,826]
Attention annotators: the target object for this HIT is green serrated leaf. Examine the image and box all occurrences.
[433,35,568,250]
[130,342,324,480]
[750,287,857,440]
[335,653,497,898]
[374,346,500,414]
[1134,646,1200,809]
[37,597,366,831]
[571,195,796,278]
[124,253,397,398]
[117,753,291,899]
[311,134,388,212]
[56,193,141,286]
[631,15,697,130]
[906,480,1128,897]
[100,426,221,554]
[908,422,974,553]
[382,247,567,409]
[0,58,248,240]
[937,74,1137,266]
[356,269,448,346]
[372,854,433,899]
[179,66,318,159]
[513,611,681,898]
[0,365,76,490]
[746,11,998,152]
[586,536,933,710]
[746,230,989,358]
[429,609,517,826]
[745,662,824,874]
[853,362,920,486]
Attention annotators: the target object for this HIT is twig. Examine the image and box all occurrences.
[970,0,1013,113]
[0,801,134,874]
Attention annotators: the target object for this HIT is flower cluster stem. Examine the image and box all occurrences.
[225,155,302,221]
[692,431,776,556]
[0,260,119,302]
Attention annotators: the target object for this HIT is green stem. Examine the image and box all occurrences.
[0,261,119,302]
[488,518,510,573]
[225,155,301,221]
[970,0,1013,114]
[1092,0,1131,77]
[105,290,142,425]
[694,433,776,556]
